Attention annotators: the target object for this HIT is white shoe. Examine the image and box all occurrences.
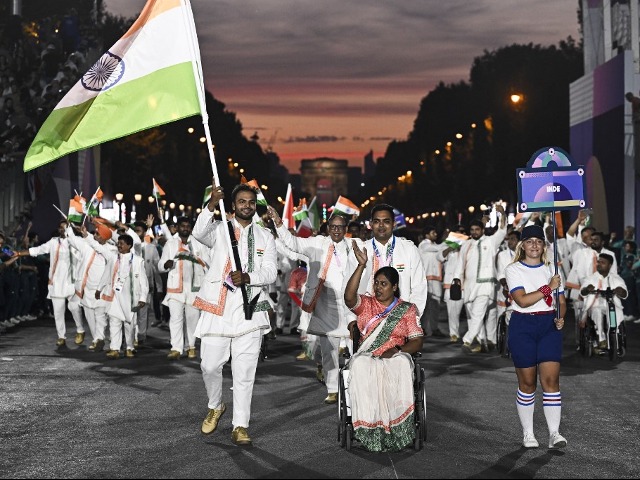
[1,320,13,328]
[523,432,539,448]
[548,432,567,449]
[25,314,37,321]
[9,317,21,325]
[634,318,640,324]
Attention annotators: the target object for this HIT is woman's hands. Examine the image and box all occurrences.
[352,240,367,266]
[548,274,561,291]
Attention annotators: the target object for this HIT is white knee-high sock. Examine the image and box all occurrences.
[516,389,535,434]
[543,391,562,434]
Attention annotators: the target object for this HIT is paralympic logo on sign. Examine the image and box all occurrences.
[516,147,586,212]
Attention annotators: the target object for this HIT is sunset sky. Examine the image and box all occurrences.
[105,0,580,173]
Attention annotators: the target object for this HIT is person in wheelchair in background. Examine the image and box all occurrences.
[343,240,424,452]
[580,253,627,354]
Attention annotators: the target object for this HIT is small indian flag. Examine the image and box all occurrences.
[152,178,165,199]
[293,199,309,221]
[333,196,360,217]
[245,179,268,206]
[68,198,84,223]
[24,0,201,172]
[202,184,213,208]
[444,232,469,249]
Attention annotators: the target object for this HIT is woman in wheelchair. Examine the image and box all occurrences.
[579,253,627,352]
[343,240,424,452]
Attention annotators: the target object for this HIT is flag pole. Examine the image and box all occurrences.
[82,186,101,226]
[52,204,68,220]
[182,0,235,271]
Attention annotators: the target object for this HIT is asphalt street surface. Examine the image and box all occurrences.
[1,309,639,479]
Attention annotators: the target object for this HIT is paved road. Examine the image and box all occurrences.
[1,311,639,479]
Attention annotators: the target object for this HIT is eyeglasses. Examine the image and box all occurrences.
[328,224,345,231]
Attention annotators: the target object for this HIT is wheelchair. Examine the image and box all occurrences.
[496,311,511,358]
[579,288,627,361]
[337,328,427,451]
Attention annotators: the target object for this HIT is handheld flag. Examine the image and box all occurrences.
[202,184,213,209]
[245,179,268,207]
[333,196,360,217]
[444,232,469,249]
[24,0,201,172]
[68,198,84,223]
[282,184,295,229]
[152,178,165,199]
[293,198,309,221]
[307,196,320,231]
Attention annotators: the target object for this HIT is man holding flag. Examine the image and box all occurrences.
[192,181,277,446]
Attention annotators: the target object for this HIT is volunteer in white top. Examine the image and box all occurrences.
[504,224,567,451]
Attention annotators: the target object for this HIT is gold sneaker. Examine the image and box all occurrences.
[187,347,197,359]
[231,426,252,446]
[450,335,459,343]
[125,349,135,358]
[463,342,481,353]
[201,404,226,434]
[74,332,85,345]
[88,342,97,351]
[56,338,66,347]
[167,350,181,360]
[106,350,120,359]
[295,351,310,361]
[133,340,139,348]
[324,393,338,405]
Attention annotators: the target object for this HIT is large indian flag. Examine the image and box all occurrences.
[23,0,201,172]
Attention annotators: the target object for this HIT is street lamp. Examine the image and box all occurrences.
[468,206,475,214]
[510,93,523,104]
[115,193,124,223]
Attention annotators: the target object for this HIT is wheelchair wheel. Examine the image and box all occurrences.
[345,424,353,451]
[496,313,507,356]
[618,323,627,358]
[584,325,594,358]
[338,370,347,447]
[608,330,616,361]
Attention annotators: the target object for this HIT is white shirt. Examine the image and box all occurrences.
[505,261,564,313]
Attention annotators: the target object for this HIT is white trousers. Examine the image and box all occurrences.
[275,290,290,328]
[318,335,341,394]
[135,292,154,342]
[589,306,610,343]
[200,330,263,429]
[109,315,136,351]
[462,295,496,345]
[83,306,107,341]
[168,299,199,353]
[444,289,464,337]
[51,296,84,339]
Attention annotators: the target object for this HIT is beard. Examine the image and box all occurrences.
[235,208,255,221]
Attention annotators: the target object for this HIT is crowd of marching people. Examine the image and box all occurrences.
[1,180,637,451]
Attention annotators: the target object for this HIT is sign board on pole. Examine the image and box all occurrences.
[516,147,586,212]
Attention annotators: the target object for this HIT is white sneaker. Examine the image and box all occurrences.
[9,317,21,325]
[634,318,640,324]
[523,432,539,448]
[1,320,13,328]
[548,432,567,449]
[25,314,37,321]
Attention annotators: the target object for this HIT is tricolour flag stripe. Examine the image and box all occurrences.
[24,0,201,172]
